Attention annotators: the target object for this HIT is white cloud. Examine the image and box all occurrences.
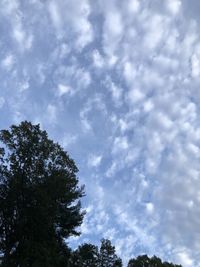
[105,11,123,37]
[106,162,117,178]
[176,251,194,267]
[146,202,154,215]
[47,104,57,123]
[48,0,93,49]
[57,84,72,96]
[61,134,77,148]
[0,1,19,16]
[19,81,29,92]
[88,154,102,168]
[166,0,182,15]
[123,62,137,84]
[0,1,33,51]
[0,97,5,109]
[127,0,140,13]
[93,50,104,68]
[112,136,129,154]
[76,68,91,89]
[48,1,62,31]
[127,88,145,104]
[54,64,91,96]
[191,54,200,78]
[143,14,167,50]
[105,77,123,106]
[143,100,154,112]
[111,83,122,105]
[102,4,124,59]
[80,94,107,133]
[13,25,25,45]
[80,117,92,133]
[1,54,14,71]
[104,228,117,241]
[12,20,33,50]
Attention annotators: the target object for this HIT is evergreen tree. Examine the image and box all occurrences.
[0,121,85,267]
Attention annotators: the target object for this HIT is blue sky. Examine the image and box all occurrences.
[1,0,200,266]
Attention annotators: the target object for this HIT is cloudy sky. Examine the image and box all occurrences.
[1,0,200,266]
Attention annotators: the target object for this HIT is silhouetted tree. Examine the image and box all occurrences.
[128,255,182,267]
[70,243,99,266]
[114,257,123,267]
[99,239,122,267]
[128,255,150,267]
[0,121,85,267]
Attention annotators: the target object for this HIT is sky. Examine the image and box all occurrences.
[0,0,200,266]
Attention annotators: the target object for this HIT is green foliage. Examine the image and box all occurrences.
[0,121,85,267]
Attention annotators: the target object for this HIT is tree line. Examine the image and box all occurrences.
[0,121,182,267]
[67,239,181,267]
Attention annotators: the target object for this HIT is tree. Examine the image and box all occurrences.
[128,255,150,267]
[128,255,182,267]
[70,243,99,266]
[99,239,122,267]
[113,258,123,267]
[0,121,85,267]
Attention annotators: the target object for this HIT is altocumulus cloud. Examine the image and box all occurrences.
[1,0,200,266]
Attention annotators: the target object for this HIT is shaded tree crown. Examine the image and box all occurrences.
[0,121,85,267]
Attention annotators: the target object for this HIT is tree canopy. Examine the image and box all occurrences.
[0,121,85,266]
[68,239,180,267]
[127,255,182,267]
[70,243,99,266]
[69,239,122,267]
